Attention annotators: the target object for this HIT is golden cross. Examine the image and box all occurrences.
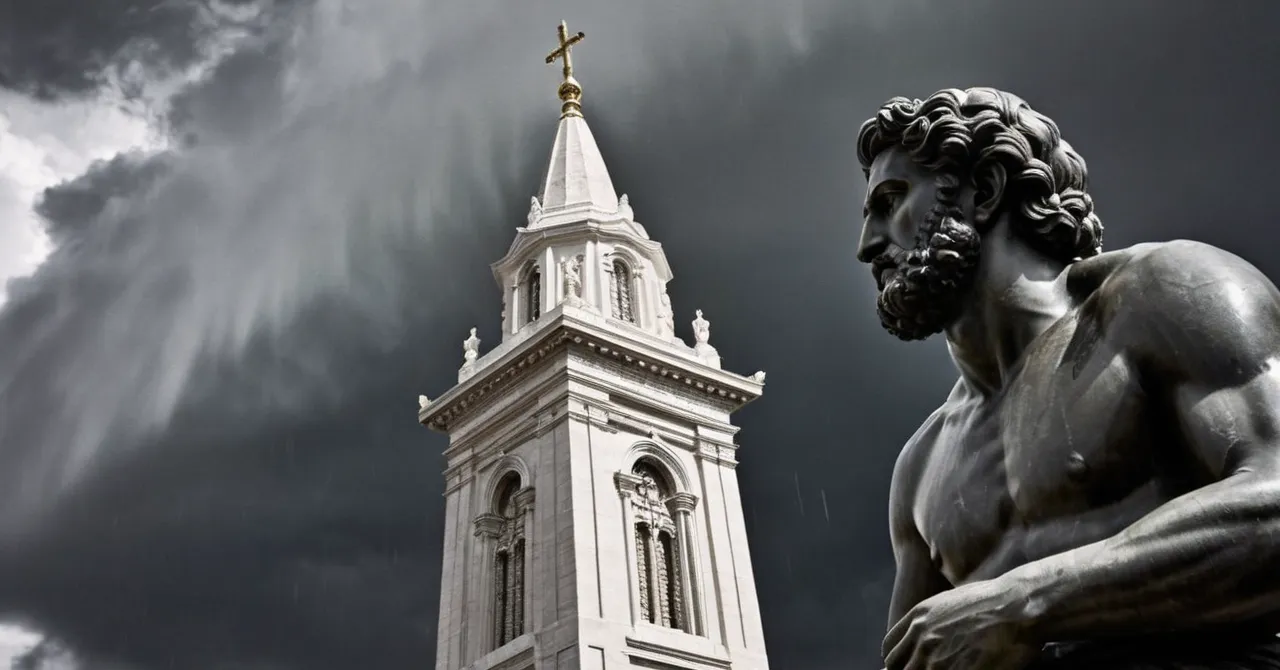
[544,20,585,81]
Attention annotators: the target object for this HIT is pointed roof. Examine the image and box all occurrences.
[537,112,619,213]
[527,21,624,227]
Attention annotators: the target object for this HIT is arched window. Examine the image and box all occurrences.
[492,475,526,648]
[610,259,635,323]
[523,264,541,323]
[631,461,684,630]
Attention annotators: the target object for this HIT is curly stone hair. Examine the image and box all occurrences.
[856,88,1104,263]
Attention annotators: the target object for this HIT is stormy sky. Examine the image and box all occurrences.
[1,1,1279,668]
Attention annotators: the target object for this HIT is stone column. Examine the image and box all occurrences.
[584,240,599,312]
[637,259,653,330]
[601,257,615,320]
[614,472,642,625]
[472,514,504,655]
[508,284,519,334]
[668,492,701,636]
[513,487,536,634]
[542,247,555,315]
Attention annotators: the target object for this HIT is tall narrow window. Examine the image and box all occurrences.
[660,531,683,629]
[524,265,541,323]
[637,523,654,623]
[492,477,526,648]
[630,461,684,631]
[610,259,635,323]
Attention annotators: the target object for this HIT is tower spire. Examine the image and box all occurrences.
[544,20,586,119]
[533,19,618,221]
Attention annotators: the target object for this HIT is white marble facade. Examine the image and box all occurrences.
[421,69,768,670]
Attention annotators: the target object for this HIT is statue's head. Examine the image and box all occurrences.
[854,88,1104,341]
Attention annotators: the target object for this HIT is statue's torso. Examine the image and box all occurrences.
[908,291,1203,586]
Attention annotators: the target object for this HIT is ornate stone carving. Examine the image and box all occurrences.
[610,259,636,323]
[690,310,721,368]
[657,293,675,340]
[459,327,482,381]
[527,196,542,226]
[614,471,642,497]
[626,461,687,632]
[513,486,537,512]
[666,491,698,515]
[691,310,710,345]
[463,328,481,365]
[425,325,756,431]
[561,255,583,307]
[474,513,504,539]
[748,371,766,384]
[489,479,528,649]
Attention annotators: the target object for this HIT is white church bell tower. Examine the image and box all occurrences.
[419,21,771,670]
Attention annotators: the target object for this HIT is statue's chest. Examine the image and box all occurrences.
[998,316,1154,518]
[917,315,1155,579]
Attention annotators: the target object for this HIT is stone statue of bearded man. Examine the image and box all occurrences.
[855,88,1280,670]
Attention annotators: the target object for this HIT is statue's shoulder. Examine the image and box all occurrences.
[1077,240,1280,358]
[1071,240,1264,307]
[1070,240,1237,286]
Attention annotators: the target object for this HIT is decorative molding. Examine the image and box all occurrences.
[693,444,738,469]
[624,637,732,670]
[666,491,699,515]
[621,441,693,494]
[614,471,642,496]
[474,513,504,538]
[513,486,536,512]
[480,635,535,670]
[421,320,760,433]
[480,454,533,511]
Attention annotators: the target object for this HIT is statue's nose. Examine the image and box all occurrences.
[857,219,888,263]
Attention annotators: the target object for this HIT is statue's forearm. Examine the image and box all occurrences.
[1005,474,1280,642]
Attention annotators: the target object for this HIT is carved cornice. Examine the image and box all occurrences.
[421,318,762,434]
[666,491,698,515]
[513,486,536,512]
[694,442,739,469]
[474,513,504,538]
[614,471,642,496]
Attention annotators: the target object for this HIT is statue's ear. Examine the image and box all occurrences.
[972,162,1007,226]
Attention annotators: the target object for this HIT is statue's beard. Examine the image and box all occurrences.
[871,194,983,341]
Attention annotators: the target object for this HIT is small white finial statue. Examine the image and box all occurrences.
[528,196,542,226]
[692,309,711,345]
[616,193,633,220]
[691,309,721,369]
[749,371,767,384]
[657,293,675,339]
[418,395,432,409]
[463,328,480,365]
[561,255,583,306]
[459,327,482,381]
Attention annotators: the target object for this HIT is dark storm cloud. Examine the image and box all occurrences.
[32,151,174,243]
[2,1,1280,669]
[0,0,284,103]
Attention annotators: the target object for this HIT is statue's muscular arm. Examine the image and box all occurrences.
[886,405,952,630]
[1007,240,1280,642]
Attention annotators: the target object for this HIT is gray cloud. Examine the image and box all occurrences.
[2,1,1280,669]
[0,0,279,102]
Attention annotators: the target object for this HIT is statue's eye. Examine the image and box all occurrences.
[876,191,902,214]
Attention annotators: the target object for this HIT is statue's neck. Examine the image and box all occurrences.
[944,219,1071,395]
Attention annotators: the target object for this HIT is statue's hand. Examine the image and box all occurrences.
[883,578,1040,670]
